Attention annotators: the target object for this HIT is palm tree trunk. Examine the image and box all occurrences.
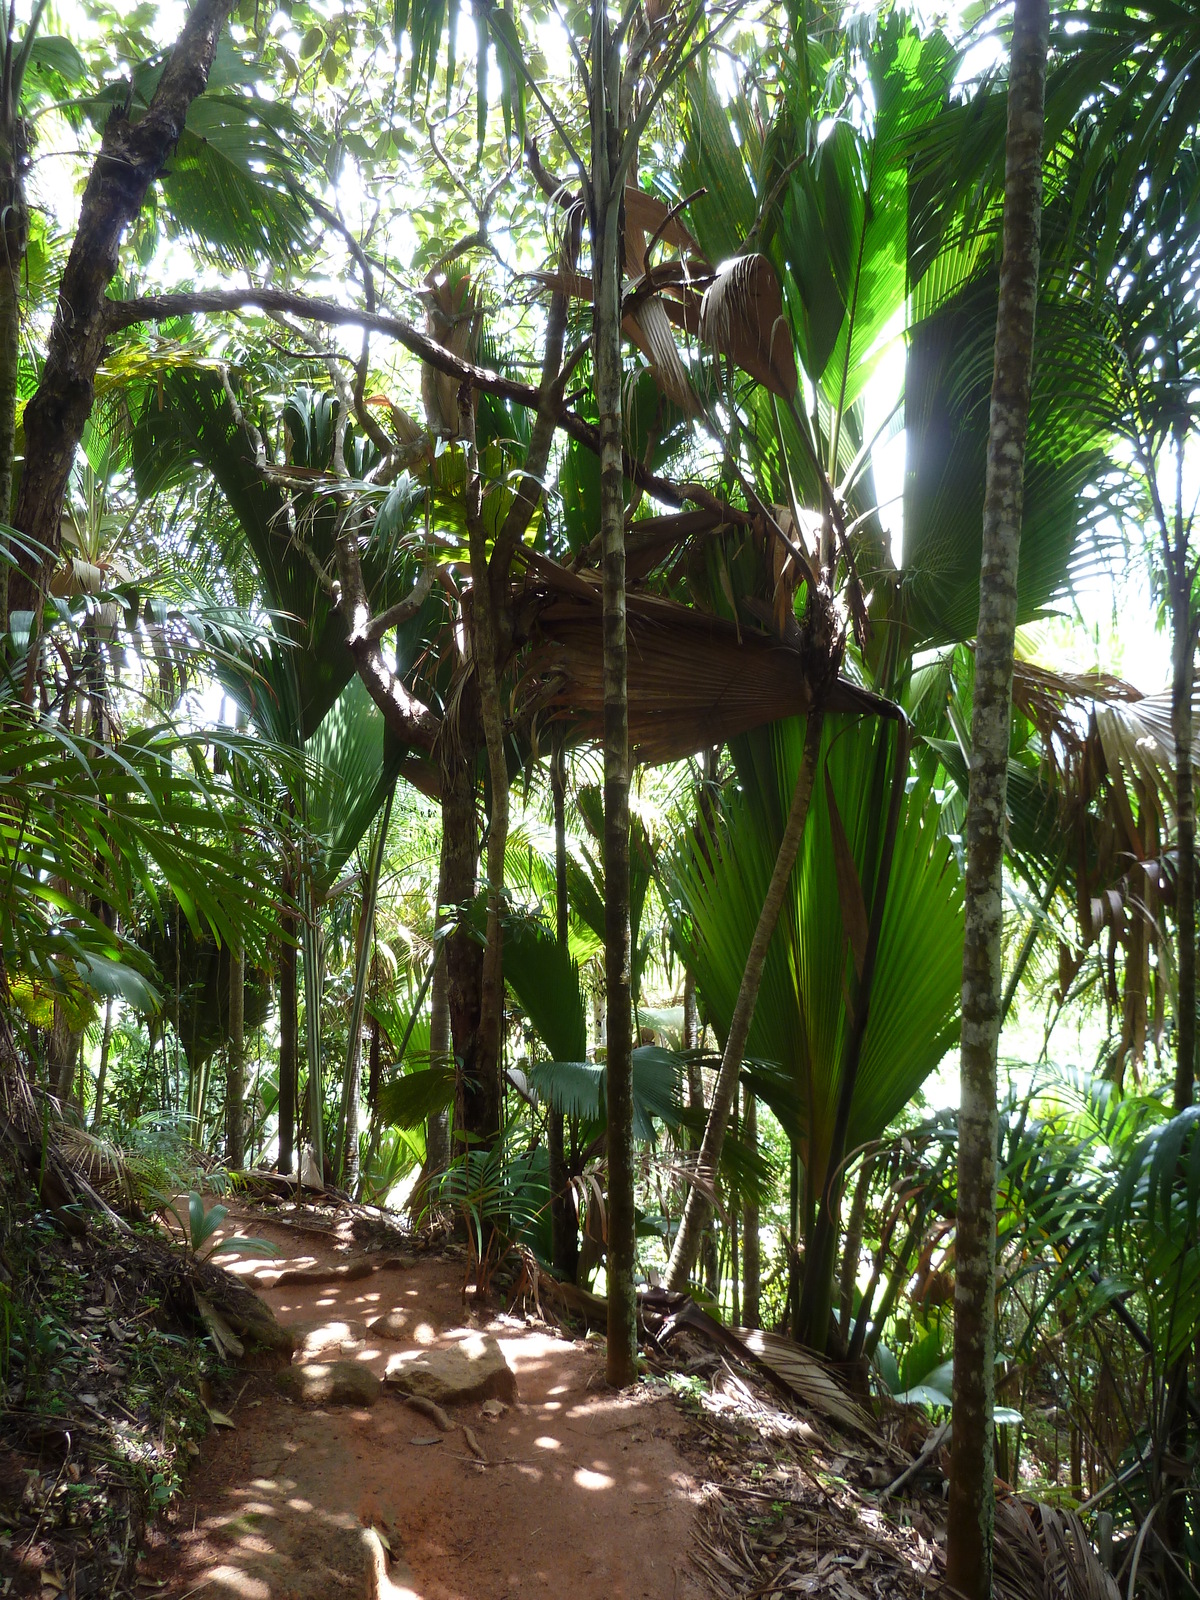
[466,487,508,1152]
[90,998,114,1132]
[590,4,637,1389]
[425,832,452,1178]
[0,118,27,634]
[301,880,325,1179]
[742,1088,760,1329]
[549,730,576,1278]
[1169,456,1196,1115]
[665,711,824,1291]
[946,5,1048,1594]
[338,788,394,1189]
[442,708,495,1142]
[278,876,298,1176]
[226,923,245,1169]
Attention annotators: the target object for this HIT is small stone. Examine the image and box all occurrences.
[292,1318,371,1357]
[275,1361,381,1407]
[365,1309,412,1340]
[384,1330,517,1406]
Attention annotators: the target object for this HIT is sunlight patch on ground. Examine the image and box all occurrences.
[573,1467,614,1491]
[206,1565,271,1598]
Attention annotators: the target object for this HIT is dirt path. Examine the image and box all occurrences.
[139,1209,703,1600]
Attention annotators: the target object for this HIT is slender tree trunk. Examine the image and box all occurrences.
[227,924,245,1169]
[666,711,824,1291]
[442,705,497,1143]
[742,1088,760,1329]
[838,1154,872,1343]
[90,998,114,1132]
[9,0,236,631]
[946,6,1048,1594]
[278,881,298,1176]
[1163,425,1197,1573]
[1170,477,1196,1116]
[589,5,637,1389]
[683,970,717,1289]
[549,731,577,1278]
[50,1002,82,1103]
[465,438,509,1151]
[426,831,453,1177]
[338,788,393,1189]
[0,107,28,634]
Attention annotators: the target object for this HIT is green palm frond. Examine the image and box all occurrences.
[668,712,963,1202]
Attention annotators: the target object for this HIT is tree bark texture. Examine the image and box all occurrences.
[742,1088,760,1329]
[9,0,237,624]
[426,829,453,1176]
[0,106,28,632]
[1169,500,1196,1115]
[549,731,577,1278]
[90,997,115,1132]
[946,6,1048,1595]
[592,8,637,1389]
[441,699,498,1144]
[465,423,509,1152]
[278,892,298,1175]
[665,711,824,1292]
[226,927,245,1169]
[50,1000,82,1103]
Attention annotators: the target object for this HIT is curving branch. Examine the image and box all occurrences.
[10,0,238,621]
[107,285,758,534]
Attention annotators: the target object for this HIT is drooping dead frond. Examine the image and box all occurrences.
[993,1498,1119,1600]
[623,184,702,264]
[521,555,877,767]
[625,292,698,414]
[699,254,799,401]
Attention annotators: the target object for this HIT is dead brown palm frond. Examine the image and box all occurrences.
[623,183,703,263]
[625,291,698,413]
[993,1497,1119,1600]
[641,1286,872,1435]
[698,253,799,401]
[1005,660,1187,1083]
[523,564,881,766]
[733,1326,872,1436]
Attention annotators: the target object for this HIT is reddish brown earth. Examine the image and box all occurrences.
[139,1209,703,1600]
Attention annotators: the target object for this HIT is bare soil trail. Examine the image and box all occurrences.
[138,1205,704,1600]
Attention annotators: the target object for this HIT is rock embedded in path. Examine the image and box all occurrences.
[276,1360,381,1407]
[384,1329,517,1406]
[365,1308,413,1340]
[293,1318,372,1357]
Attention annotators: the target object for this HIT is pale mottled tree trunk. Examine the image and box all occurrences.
[277,875,298,1176]
[946,4,1048,1594]
[591,6,637,1388]
[1168,446,1197,1116]
[426,833,453,1178]
[226,926,245,1169]
[549,732,576,1278]
[665,712,823,1291]
[91,998,115,1132]
[742,1088,760,1328]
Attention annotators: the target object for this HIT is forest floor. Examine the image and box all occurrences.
[136,1200,707,1600]
[2,1191,974,1600]
[130,1196,957,1600]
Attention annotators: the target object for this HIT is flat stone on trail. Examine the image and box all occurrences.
[276,1361,381,1407]
[293,1318,372,1357]
[365,1308,413,1340]
[384,1329,517,1406]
